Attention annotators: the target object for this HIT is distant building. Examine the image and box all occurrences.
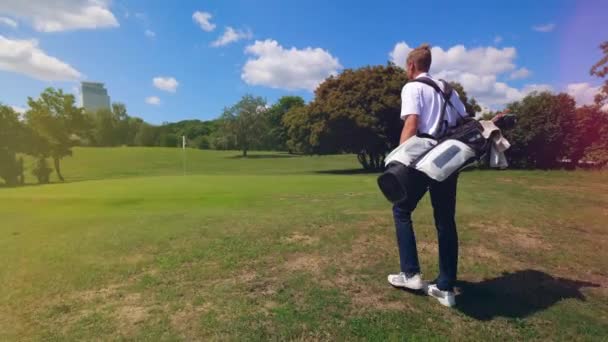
[80,82,111,112]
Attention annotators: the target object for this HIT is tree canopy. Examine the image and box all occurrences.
[284,64,408,170]
[504,92,576,169]
[25,88,87,181]
[219,95,267,157]
[590,40,608,106]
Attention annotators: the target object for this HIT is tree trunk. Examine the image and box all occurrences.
[18,157,24,185]
[243,149,248,157]
[357,151,386,171]
[357,152,370,170]
[53,157,65,182]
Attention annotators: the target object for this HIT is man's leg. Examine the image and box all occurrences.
[429,173,459,292]
[392,170,429,276]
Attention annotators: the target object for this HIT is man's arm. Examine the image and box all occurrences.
[399,84,421,144]
[400,115,418,144]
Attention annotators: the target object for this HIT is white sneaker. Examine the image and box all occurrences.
[426,284,456,307]
[387,272,425,290]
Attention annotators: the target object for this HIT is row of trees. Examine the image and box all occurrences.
[0,88,306,185]
[220,41,607,170]
[1,89,87,185]
[2,42,607,185]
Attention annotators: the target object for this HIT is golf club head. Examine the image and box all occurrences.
[494,113,517,130]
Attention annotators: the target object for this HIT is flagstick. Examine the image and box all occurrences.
[182,135,186,176]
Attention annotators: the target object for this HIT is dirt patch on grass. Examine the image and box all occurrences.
[467,245,504,261]
[121,253,151,265]
[170,303,211,338]
[471,221,551,251]
[351,290,411,311]
[284,253,324,274]
[281,232,320,246]
[74,284,122,302]
[116,305,148,328]
[340,232,394,271]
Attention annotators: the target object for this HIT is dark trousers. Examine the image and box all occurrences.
[392,169,459,291]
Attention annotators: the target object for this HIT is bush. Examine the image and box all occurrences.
[32,157,53,184]
[191,135,210,149]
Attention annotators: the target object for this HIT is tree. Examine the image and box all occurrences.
[263,96,305,151]
[25,88,87,181]
[111,102,131,145]
[284,64,408,170]
[587,41,608,167]
[134,122,158,146]
[32,156,53,184]
[449,82,482,117]
[219,95,267,157]
[283,105,317,154]
[590,40,608,107]
[91,108,117,146]
[0,105,24,186]
[559,105,606,167]
[504,92,576,169]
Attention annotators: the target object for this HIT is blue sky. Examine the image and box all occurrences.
[0,0,606,124]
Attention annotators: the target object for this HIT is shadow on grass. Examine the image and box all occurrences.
[227,153,301,159]
[0,182,55,189]
[315,168,381,175]
[455,269,600,320]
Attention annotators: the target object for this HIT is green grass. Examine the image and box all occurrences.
[2,147,607,341]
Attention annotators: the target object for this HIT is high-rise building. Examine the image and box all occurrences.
[80,82,111,112]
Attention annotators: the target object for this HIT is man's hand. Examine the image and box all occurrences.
[491,109,510,123]
[400,115,418,144]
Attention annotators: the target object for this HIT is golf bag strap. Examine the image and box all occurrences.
[409,77,468,138]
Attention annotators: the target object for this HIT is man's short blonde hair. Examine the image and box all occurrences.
[406,43,432,72]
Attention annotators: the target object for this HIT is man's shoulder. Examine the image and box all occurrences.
[403,80,424,92]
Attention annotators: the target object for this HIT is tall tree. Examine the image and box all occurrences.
[219,95,267,157]
[25,88,87,181]
[0,105,24,186]
[112,102,130,145]
[586,41,608,167]
[134,121,158,146]
[504,91,576,169]
[92,108,117,146]
[263,96,305,151]
[590,40,608,106]
[284,64,408,170]
[561,105,606,167]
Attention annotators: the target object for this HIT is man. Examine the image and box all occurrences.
[387,44,467,307]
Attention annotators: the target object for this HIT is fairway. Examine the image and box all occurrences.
[1,147,607,340]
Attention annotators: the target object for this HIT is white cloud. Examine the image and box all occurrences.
[494,35,503,44]
[211,27,252,47]
[566,82,602,107]
[389,42,552,108]
[242,39,342,91]
[145,96,160,105]
[0,0,118,32]
[152,76,178,93]
[10,105,26,114]
[0,35,82,81]
[533,23,556,33]
[0,16,17,28]
[192,11,215,32]
[145,29,155,38]
[509,67,530,80]
[390,42,517,75]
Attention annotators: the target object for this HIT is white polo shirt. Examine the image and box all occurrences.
[400,72,467,136]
